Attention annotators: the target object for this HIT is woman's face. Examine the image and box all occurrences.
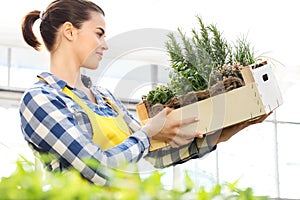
[75,11,108,70]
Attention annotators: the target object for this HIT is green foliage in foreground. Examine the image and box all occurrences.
[0,158,270,200]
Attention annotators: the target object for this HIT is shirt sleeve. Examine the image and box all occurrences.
[144,137,217,168]
[104,88,217,168]
[19,87,149,185]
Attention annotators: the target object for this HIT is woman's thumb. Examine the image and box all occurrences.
[164,107,174,115]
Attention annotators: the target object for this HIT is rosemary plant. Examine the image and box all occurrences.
[144,16,256,106]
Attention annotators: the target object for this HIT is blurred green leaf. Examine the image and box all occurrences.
[0,157,271,200]
[184,171,194,193]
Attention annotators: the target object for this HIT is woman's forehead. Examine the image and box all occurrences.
[84,11,106,30]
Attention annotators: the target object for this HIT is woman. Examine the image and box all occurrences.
[20,0,269,186]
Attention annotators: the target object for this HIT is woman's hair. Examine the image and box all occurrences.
[21,0,105,51]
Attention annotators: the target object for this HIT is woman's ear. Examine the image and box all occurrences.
[62,22,77,41]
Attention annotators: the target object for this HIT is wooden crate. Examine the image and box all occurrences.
[136,61,283,151]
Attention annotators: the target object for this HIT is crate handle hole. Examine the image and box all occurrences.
[262,74,269,82]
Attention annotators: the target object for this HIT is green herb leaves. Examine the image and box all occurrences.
[145,16,256,107]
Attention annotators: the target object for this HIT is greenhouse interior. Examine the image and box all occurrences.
[0,0,300,199]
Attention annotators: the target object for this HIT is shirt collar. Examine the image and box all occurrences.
[37,72,93,90]
[37,72,68,90]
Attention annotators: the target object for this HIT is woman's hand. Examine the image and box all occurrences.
[141,107,204,148]
[207,112,272,147]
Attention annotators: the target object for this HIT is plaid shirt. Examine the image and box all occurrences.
[19,72,216,185]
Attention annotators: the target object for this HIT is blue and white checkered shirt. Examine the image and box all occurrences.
[19,72,216,185]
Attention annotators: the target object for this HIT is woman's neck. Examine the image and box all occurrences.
[51,66,82,88]
[49,44,96,102]
[50,62,96,103]
[50,51,81,88]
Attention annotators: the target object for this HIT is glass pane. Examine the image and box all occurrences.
[159,167,174,190]
[276,81,300,123]
[0,106,34,178]
[218,122,278,198]
[275,65,300,123]
[91,60,170,100]
[277,123,300,199]
[171,151,218,191]
[0,46,8,86]
[193,151,218,190]
[10,47,49,88]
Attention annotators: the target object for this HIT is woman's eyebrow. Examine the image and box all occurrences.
[97,27,105,35]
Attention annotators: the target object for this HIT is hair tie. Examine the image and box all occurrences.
[39,11,45,20]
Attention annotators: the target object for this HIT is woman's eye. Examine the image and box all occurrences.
[97,32,103,38]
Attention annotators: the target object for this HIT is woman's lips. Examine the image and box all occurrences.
[96,52,103,59]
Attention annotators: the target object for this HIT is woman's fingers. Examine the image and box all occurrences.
[166,116,203,147]
[243,112,272,127]
[169,136,195,148]
[143,107,203,147]
[168,129,204,148]
[175,129,203,139]
[251,112,272,124]
[164,107,174,115]
[177,116,199,126]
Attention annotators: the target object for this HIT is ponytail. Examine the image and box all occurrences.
[21,0,105,52]
[21,10,42,51]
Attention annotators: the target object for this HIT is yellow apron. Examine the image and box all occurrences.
[62,87,131,150]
